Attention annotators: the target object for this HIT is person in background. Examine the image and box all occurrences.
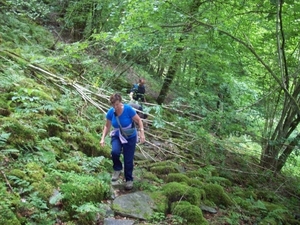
[128,102,145,120]
[129,78,146,103]
[128,102,148,136]
[100,93,145,190]
[129,78,148,128]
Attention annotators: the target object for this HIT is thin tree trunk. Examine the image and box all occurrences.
[156,50,181,105]
[260,95,300,171]
[156,0,202,104]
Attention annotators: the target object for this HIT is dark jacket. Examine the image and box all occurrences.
[131,84,146,102]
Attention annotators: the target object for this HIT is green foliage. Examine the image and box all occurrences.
[0,132,10,148]
[150,105,166,129]
[0,117,37,148]
[73,202,107,225]
[149,212,166,223]
[0,94,11,116]
[81,156,111,173]
[223,211,242,225]
[51,0,125,40]
[41,116,64,136]
[0,182,21,225]
[0,10,53,48]
[16,191,56,224]
[149,212,186,225]
[6,0,51,20]
[10,87,56,114]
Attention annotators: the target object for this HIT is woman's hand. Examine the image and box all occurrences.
[139,132,145,143]
[100,120,111,147]
[100,139,105,147]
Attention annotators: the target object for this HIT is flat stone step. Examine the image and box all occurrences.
[104,218,135,225]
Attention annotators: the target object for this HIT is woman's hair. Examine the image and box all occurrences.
[139,78,145,84]
[110,93,122,104]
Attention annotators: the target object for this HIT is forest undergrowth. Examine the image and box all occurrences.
[0,4,300,225]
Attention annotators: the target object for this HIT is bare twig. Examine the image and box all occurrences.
[1,170,15,194]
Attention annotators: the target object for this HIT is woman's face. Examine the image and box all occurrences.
[112,100,123,111]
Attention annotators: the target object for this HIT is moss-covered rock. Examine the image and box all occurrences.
[56,161,82,173]
[60,172,108,216]
[150,161,181,176]
[171,201,208,225]
[31,180,55,201]
[185,166,219,181]
[185,170,206,179]
[140,171,161,183]
[8,169,26,179]
[203,183,233,207]
[162,182,203,212]
[25,162,46,181]
[148,191,167,212]
[150,165,178,176]
[165,173,190,184]
[205,176,232,187]
[187,178,204,188]
[75,132,101,157]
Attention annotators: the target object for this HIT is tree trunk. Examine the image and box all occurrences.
[259,1,300,172]
[156,50,181,105]
[260,94,300,172]
[156,0,202,104]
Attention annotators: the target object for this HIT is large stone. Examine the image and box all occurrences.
[112,191,155,220]
[104,218,135,225]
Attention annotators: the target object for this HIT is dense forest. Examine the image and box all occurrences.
[0,0,300,224]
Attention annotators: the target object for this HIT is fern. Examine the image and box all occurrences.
[82,156,109,173]
[265,208,289,222]
[7,175,33,194]
[0,132,10,147]
[19,144,41,154]
[73,202,107,223]
[249,199,267,213]
[0,63,24,90]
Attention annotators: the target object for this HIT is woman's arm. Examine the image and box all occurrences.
[100,120,112,146]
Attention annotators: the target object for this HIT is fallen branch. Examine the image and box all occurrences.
[1,170,15,194]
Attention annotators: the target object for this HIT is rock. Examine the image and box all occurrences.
[200,205,218,214]
[112,191,155,220]
[104,218,135,225]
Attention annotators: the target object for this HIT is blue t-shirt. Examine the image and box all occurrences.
[106,104,137,137]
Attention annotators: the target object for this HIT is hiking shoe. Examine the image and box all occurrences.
[111,170,121,181]
[125,181,133,190]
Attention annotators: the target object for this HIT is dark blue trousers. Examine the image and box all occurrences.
[111,135,136,181]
